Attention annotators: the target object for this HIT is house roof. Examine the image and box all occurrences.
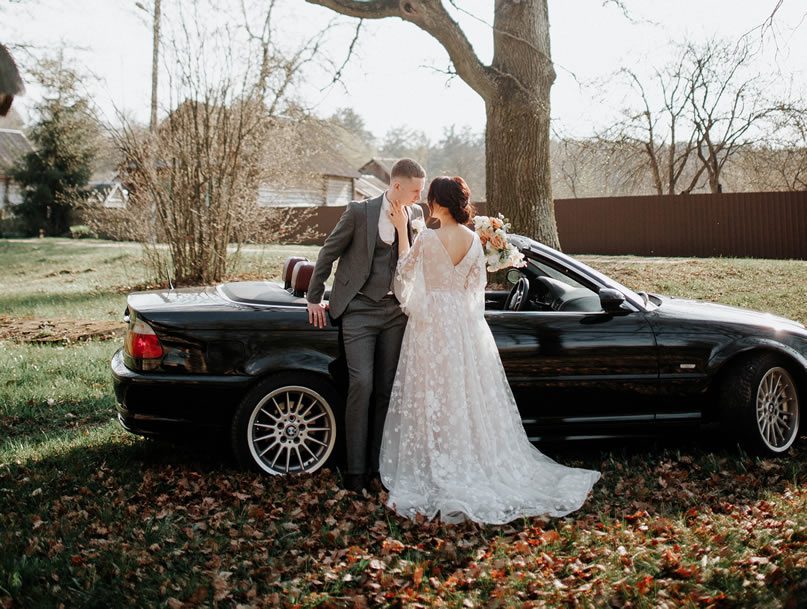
[359,157,398,175]
[0,128,32,174]
[294,117,363,178]
[356,174,386,198]
[308,149,361,179]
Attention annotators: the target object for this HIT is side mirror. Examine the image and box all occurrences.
[506,269,522,285]
[599,288,629,314]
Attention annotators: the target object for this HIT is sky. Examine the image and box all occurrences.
[3,0,806,140]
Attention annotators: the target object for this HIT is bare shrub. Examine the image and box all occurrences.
[105,3,328,286]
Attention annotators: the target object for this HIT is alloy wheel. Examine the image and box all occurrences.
[755,367,800,452]
[247,385,337,475]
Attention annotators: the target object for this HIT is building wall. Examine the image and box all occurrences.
[325,177,353,206]
[257,176,357,208]
[258,181,323,207]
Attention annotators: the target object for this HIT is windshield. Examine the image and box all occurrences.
[523,245,657,311]
[527,258,589,290]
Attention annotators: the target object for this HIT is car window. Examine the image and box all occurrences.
[527,258,592,292]
[524,257,606,313]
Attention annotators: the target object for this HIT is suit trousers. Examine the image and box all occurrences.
[341,293,408,475]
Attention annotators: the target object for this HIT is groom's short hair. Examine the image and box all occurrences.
[391,158,426,180]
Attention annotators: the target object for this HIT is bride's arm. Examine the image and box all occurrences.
[465,238,488,317]
[393,230,426,316]
[391,202,410,258]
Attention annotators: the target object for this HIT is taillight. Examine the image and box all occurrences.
[125,319,164,360]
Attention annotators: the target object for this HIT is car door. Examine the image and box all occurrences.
[485,261,659,440]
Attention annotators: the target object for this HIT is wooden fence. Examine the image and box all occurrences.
[281,190,807,259]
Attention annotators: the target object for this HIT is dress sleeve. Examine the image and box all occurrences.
[394,230,427,317]
[464,237,487,318]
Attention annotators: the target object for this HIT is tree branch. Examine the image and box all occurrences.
[306,0,497,100]
[323,18,363,90]
[304,0,399,19]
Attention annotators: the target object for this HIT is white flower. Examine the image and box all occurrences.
[411,217,426,235]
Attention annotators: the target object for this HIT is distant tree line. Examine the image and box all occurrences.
[553,37,806,198]
[329,33,805,201]
[327,107,487,200]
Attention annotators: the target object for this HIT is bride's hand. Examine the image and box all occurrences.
[389,200,408,233]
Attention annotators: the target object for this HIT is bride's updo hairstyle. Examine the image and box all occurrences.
[427,176,474,225]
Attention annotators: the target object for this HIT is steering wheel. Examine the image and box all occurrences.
[504,277,530,311]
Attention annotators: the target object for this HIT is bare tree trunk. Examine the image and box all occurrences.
[486,95,557,246]
[486,0,559,248]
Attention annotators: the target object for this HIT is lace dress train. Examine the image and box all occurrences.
[379,229,601,525]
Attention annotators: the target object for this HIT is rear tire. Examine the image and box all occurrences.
[719,353,801,456]
[231,372,345,475]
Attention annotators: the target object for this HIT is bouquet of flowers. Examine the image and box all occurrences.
[473,214,527,272]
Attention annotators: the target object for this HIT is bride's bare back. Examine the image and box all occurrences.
[433,225,476,266]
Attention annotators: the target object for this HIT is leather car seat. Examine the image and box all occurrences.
[291,262,315,297]
[283,256,309,290]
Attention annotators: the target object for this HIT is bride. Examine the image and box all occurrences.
[379,176,601,525]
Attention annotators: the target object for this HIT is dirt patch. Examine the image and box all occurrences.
[0,315,125,344]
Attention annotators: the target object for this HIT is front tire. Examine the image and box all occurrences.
[231,372,344,475]
[720,353,801,456]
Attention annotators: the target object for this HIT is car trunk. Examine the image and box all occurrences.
[122,281,334,374]
[125,282,313,331]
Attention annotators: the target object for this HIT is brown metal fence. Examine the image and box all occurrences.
[281,191,807,259]
[282,205,348,245]
[554,191,807,259]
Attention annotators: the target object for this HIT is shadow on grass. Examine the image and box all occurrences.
[0,426,245,608]
[2,397,120,444]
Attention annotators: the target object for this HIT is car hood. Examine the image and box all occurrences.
[655,294,806,334]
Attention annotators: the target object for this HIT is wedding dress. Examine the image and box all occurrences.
[379,228,601,525]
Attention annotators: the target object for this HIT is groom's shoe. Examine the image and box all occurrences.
[368,471,386,492]
[342,473,368,494]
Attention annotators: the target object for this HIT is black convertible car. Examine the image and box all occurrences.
[112,235,804,474]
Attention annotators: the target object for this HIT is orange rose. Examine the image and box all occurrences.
[490,234,505,250]
[491,217,503,229]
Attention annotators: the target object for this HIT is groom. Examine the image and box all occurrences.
[306,158,426,492]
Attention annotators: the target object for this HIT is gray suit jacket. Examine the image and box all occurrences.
[307,195,424,319]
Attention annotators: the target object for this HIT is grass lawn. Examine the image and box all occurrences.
[579,255,807,325]
[0,238,322,321]
[0,238,805,608]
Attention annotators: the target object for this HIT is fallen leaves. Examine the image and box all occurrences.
[1,441,804,608]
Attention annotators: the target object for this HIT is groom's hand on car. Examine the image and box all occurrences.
[307,302,329,328]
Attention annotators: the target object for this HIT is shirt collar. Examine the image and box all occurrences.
[382,191,392,210]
